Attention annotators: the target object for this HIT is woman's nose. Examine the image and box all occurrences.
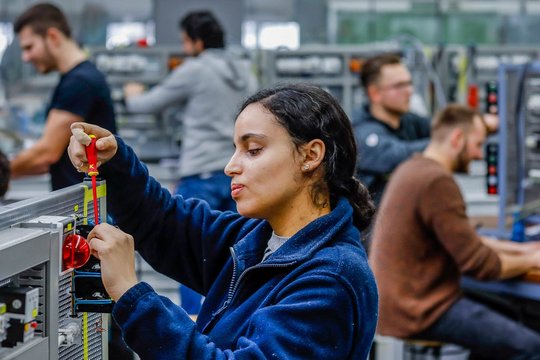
[224,153,240,176]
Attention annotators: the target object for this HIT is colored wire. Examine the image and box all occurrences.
[91,175,99,224]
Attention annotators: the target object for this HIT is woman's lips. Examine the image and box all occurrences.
[231,184,244,197]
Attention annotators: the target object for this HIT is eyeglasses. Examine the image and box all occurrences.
[379,80,413,92]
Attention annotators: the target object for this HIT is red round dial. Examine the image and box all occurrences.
[63,234,90,269]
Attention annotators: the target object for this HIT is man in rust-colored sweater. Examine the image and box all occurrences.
[370,104,540,358]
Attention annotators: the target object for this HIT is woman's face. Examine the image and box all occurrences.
[225,103,306,220]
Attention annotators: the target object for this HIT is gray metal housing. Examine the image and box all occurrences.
[0,182,108,360]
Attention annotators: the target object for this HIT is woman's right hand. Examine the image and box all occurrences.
[87,223,138,301]
[69,122,117,173]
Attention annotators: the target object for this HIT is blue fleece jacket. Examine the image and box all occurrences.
[102,138,378,360]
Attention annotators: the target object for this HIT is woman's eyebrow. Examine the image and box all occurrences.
[239,133,267,142]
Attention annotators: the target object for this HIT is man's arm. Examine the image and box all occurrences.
[124,61,196,114]
[496,252,540,279]
[356,126,429,174]
[481,236,540,279]
[480,236,536,255]
[10,109,83,178]
[420,175,540,280]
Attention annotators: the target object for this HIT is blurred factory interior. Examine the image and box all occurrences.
[3,1,540,359]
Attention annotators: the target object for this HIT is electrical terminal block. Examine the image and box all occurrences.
[0,287,40,348]
[70,225,114,313]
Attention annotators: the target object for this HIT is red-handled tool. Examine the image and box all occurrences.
[85,134,100,225]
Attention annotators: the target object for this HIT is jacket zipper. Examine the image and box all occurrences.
[201,247,296,333]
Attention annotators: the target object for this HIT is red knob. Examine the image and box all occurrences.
[62,234,90,269]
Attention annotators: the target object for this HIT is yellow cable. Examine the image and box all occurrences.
[457,52,468,104]
[80,181,107,360]
[83,312,89,360]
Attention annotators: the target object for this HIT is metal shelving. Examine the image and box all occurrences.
[258,45,401,117]
[89,46,186,164]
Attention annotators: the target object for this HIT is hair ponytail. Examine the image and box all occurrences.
[349,177,375,230]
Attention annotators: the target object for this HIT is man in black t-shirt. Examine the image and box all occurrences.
[10,3,116,190]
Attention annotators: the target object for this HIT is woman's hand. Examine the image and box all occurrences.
[69,123,117,173]
[87,224,138,301]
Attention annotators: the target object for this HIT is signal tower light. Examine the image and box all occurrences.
[486,143,498,195]
[485,81,498,115]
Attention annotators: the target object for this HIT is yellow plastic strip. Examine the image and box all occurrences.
[457,53,468,104]
[83,312,89,360]
[83,186,89,225]
[82,183,107,225]
[96,183,106,198]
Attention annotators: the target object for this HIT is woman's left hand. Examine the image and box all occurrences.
[87,224,138,301]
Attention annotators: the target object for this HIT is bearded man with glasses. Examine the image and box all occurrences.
[352,53,431,206]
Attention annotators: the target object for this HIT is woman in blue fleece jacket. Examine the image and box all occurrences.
[68,83,378,359]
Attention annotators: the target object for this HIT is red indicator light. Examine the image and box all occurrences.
[488,186,498,194]
[488,165,497,174]
[62,234,90,270]
[468,84,479,109]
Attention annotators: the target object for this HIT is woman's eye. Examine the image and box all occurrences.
[247,148,262,156]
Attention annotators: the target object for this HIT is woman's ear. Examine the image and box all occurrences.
[301,139,325,172]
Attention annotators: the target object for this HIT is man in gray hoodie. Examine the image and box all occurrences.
[124,10,257,315]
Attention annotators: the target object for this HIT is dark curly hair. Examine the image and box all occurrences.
[179,10,224,49]
[238,83,375,230]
